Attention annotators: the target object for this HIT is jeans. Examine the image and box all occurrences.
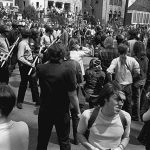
[122,84,132,115]
[70,108,79,143]
[17,63,40,104]
[132,85,143,121]
[37,109,71,150]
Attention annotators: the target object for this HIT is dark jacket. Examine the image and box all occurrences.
[84,68,105,96]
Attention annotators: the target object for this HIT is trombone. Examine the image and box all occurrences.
[28,34,62,76]
[1,37,20,68]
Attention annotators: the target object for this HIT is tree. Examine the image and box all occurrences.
[47,11,66,25]
[22,5,38,21]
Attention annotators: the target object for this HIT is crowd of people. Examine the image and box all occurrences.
[0,18,150,150]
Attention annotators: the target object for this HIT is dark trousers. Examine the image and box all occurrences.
[17,63,40,104]
[9,52,18,74]
[132,85,143,121]
[122,84,132,115]
[70,108,79,143]
[37,109,71,150]
[0,66,9,84]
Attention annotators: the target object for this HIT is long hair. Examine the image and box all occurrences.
[118,43,128,65]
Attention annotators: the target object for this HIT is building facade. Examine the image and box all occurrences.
[126,0,150,25]
[0,0,15,7]
[15,0,82,15]
[83,0,126,24]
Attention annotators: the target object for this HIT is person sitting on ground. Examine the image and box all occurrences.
[77,81,131,150]
[0,84,29,150]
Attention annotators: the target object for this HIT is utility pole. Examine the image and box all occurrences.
[123,0,129,26]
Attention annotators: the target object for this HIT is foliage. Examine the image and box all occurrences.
[22,5,38,21]
[47,12,66,25]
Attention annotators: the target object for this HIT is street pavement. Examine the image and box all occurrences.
[8,57,145,150]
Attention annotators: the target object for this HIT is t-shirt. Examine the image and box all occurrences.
[37,62,76,113]
[0,120,29,150]
[78,108,131,150]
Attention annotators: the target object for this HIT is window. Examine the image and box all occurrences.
[109,0,113,5]
[114,0,118,5]
[23,1,25,7]
[84,0,86,4]
[64,3,70,12]
[48,1,54,9]
[95,0,98,4]
[119,0,122,6]
[55,2,62,9]
[36,2,39,8]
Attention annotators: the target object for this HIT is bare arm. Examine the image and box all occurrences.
[77,133,99,150]
[68,90,81,116]
[77,111,99,150]
[114,114,131,150]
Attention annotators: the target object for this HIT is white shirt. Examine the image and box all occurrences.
[18,39,33,66]
[78,108,131,150]
[0,120,29,150]
[107,56,140,85]
[70,47,91,75]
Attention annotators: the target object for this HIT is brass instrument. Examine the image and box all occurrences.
[28,34,62,76]
[0,37,20,68]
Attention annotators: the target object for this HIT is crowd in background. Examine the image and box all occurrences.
[0,18,150,150]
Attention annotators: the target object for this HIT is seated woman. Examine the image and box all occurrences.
[0,84,29,150]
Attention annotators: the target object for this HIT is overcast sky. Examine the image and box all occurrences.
[128,0,136,7]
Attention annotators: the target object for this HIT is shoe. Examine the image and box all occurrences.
[17,103,23,109]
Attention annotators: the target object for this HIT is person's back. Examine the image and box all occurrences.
[0,121,29,150]
[0,84,29,150]
[84,59,105,96]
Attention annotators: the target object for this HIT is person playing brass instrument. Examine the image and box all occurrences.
[0,25,10,84]
[17,28,40,109]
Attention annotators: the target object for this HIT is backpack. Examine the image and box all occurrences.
[84,106,127,140]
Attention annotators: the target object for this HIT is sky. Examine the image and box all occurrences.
[128,0,136,7]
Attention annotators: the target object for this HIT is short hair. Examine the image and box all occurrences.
[98,81,123,106]
[133,41,146,56]
[47,43,66,62]
[21,28,31,38]
[45,26,53,34]
[104,36,114,48]
[118,43,128,55]
[116,34,124,45]
[0,84,16,117]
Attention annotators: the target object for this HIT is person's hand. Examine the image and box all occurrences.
[31,63,35,68]
[77,113,81,119]
[38,53,43,58]
[111,147,122,150]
